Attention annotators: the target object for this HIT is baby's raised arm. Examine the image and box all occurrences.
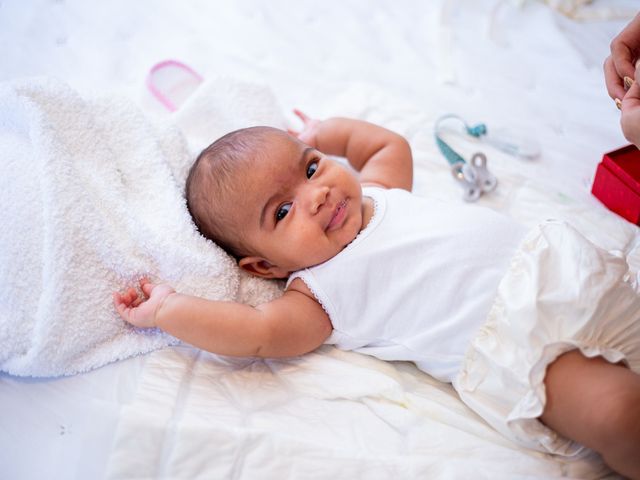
[114,278,332,357]
[290,110,413,191]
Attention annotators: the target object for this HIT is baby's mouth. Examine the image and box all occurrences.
[326,199,348,231]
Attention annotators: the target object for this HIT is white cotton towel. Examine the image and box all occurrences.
[0,77,284,377]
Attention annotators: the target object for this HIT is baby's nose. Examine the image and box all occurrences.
[308,185,330,214]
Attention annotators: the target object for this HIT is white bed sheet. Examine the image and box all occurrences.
[2,1,639,478]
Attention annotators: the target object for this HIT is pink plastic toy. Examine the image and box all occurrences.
[146,60,203,112]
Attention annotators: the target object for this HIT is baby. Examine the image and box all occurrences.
[114,111,640,478]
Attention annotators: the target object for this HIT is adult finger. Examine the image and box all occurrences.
[622,64,640,108]
[610,35,637,80]
[620,66,640,145]
[604,55,626,101]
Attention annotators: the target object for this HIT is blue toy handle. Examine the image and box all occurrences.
[435,114,488,167]
[435,115,497,202]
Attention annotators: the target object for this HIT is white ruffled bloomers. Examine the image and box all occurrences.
[454,220,640,456]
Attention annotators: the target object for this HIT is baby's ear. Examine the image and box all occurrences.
[238,256,289,279]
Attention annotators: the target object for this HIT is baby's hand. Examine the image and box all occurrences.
[113,278,175,329]
[287,109,321,148]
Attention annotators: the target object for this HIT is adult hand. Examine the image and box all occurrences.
[604,13,640,102]
[621,61,640,147]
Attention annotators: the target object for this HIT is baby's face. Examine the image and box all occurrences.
[234,134,365,277]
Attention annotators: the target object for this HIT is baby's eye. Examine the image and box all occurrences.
[306,160,319,179]
[275,203,292,222]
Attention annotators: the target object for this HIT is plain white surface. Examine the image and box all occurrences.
[2,1,639,479]
[0,356,146,478]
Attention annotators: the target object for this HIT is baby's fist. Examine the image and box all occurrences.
[113,278,175,329]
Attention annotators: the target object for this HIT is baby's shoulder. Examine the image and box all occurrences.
[286,277,316,302]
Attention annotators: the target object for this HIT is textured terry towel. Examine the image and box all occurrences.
[0,77,283,377]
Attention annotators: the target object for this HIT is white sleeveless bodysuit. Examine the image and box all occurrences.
[288,187,527,382]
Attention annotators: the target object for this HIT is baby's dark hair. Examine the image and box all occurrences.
[185,126,284,259]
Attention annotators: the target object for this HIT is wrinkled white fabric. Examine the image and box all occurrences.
[455,220,640,456]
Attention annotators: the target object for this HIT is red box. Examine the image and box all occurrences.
[591,144,640,225]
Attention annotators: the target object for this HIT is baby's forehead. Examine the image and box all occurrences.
[247,133,305,176]
[222,134,297,191]
[228,135,305,210]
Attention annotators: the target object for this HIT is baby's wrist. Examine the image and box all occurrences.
[154,290,178,329]
[299,130,319,149]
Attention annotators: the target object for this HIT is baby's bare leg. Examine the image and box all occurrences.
[541,350,640,479]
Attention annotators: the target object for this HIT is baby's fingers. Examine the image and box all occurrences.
[293,109,311,124]
[113,291,123,308]
[113,287,142,308]
[121,287,144,307]
[113,292,133,320]
[140,278,155,297]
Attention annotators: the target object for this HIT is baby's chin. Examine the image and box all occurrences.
[299,241,356,271]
